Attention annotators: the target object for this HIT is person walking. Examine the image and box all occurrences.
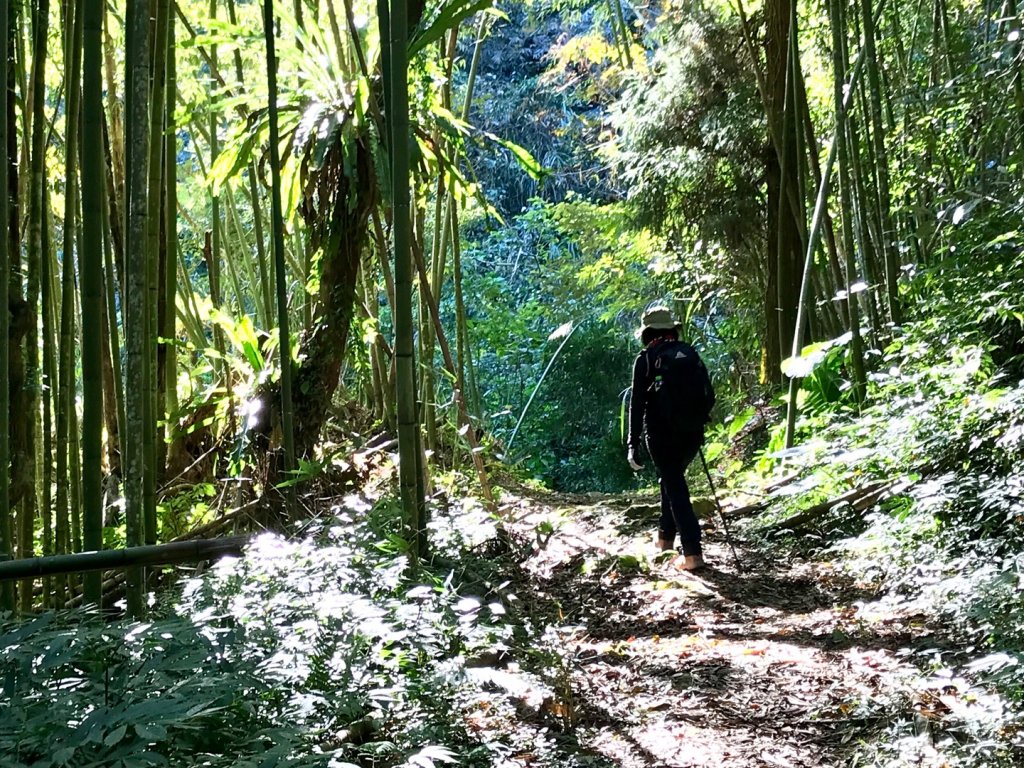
[626,306,715,570]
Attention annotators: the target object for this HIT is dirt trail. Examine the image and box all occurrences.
[492,488,945,767]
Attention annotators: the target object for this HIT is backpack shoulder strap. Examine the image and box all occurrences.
[646,338,679,377]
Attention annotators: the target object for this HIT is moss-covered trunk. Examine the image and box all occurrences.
[289,142,376,458]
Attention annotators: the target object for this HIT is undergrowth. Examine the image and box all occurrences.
[0,493,568,768]
[735,255,1024,765]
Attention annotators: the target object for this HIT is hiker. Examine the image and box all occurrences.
[626,305,715,570]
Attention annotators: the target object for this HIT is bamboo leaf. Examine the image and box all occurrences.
[409,0,493,58]
[481,131,546,181]
[135,723,168,742]
[781,334,852,378]
[548,321,573,341]
[208,130,258,195]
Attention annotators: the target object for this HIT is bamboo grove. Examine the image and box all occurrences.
[750,0,1024,445]
[2,0,1023,615]
[604,0,1024,448]
[0,0,514,615]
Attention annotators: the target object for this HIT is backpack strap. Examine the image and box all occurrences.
[644,336,675,380]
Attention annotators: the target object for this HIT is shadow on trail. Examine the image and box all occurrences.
[690,564,948,654]
[693,562,876,612]
[475,489,954,765]
[520,509,920,656]
[481,486,947,766]
[543,554,922,656]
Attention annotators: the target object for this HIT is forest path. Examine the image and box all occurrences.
[494,486,943,767]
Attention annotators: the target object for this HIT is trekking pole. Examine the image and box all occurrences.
[698,448,741,570]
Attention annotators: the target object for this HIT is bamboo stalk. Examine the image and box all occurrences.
[859,0,900,324]
[21,0,50,613]
[611,0,633,68]
[784,35,867,448]
[0,0,12,612]
[69,367,83,558]
[383,0,428,557]
[264,0,297,504]
[165,6,179,435]
[371,211,397,316]
[82,0,106,605]
[410,239,495,510]
[40,195,56,608]
[124,0,153,617]
[145,0,169,535]
[225,0,273,325]
[103,8,126,293]
[101,222,124,476]
[222,193,252,317]
[832,1,869,408]
[360,252,388,423]
[176,246,206,347]
[0,536,250,581]
[55,0,85,606]
[226,193,267,327]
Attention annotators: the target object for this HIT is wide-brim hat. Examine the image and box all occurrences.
[637,305,678,336]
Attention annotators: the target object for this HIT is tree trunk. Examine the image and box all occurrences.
[764,0,803,383]
[292,145,377,457]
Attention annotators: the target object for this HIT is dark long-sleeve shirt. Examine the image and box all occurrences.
[627,351,652,451]
[628,339,715,450]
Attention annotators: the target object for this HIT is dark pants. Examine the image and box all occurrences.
[647,432,703,556]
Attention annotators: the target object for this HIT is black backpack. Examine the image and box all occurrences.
[645,340,714,436]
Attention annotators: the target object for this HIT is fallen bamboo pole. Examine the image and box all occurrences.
[767,481,892,532]
[0,536,250,582]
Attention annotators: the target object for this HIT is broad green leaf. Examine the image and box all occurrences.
[135,723,168,742]
[727,407,756,439]
[104,725,128,747]
[781,334,851,378]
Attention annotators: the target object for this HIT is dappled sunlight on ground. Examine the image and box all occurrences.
[470,485,1009,767]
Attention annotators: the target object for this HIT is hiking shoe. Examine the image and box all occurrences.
[678,554,706,571]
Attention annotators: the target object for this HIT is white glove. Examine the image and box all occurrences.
[627,448,643,472]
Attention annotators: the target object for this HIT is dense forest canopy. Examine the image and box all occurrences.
[1,0,1024,763]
